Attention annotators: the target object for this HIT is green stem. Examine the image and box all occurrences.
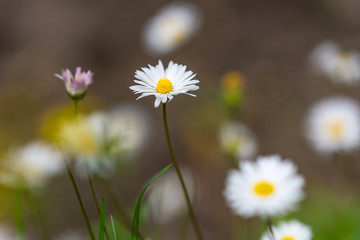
[15,186,26,240]
[86,167,110,240]
[267,217,275,240]
[64,159,95,240]
[162,103,204,240]
[73,100,79,120]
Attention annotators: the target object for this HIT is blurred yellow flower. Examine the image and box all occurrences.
[220,71,245,111]
[58,117,98,158]
[221,71,245,91]
[56,105,150,176]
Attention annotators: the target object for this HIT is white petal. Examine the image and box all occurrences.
[161,94,167,103]
[54,73,63,80]
[154,97,161,107]
[136,92,155,100]
[157,60,165,77]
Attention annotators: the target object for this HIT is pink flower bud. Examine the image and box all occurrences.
[55,67,94,98]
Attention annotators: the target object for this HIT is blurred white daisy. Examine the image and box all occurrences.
[57,113,104,169]
[305,97,360,154]
[58,108,148,176]
[130,60,199,108]
[106,104,150,157]
[309,41,360,84]
[219,121,257,161]
[261,220,312,240]
[148,168,195,222]
[224,155,305,218]
[142,2,202,56]
[0,141,63,188]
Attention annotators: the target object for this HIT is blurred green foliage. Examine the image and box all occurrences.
[285,187,360,240]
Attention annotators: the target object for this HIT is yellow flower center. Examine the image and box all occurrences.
[327,121,344,140]
[171,30,187,44]
[156,78,173,94]
[338,51,350,59]
[281,236,295,240]
[253,181,275,196]
[58,119,98,156]
[160,17,188,44]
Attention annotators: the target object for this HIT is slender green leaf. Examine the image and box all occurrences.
[99,196,105,240]
[132,164,173,240]
[111,215,119,240]
[15,187,26,240]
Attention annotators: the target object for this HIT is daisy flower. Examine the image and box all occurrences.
[1,141,63,188]
[142,2,202,56]
[219,121,257,161]
[261,220,312,240]
[106,104,150,157]
[58,114,103,162]
[58,112,117,176]
[58,108,148,176]
[130,60,199,107]
[148,168,195,222]
[55,67,94,98]
[305,97,360,155]
[224,155,305,218]
[309,41,360,84]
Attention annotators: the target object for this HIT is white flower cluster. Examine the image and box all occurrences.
[58,104,149,176]
[310,41,360,84]
[307,41,360,156]
[0,141,63,188]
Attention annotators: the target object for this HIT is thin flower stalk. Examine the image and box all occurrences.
[86,166,110,240]
[64,158,95,240]
[162,103,204,240]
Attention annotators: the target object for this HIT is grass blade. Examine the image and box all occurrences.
[132,164,173,240]
[99,196,105,240]
[15,187,25,240]
[111,215,119,240]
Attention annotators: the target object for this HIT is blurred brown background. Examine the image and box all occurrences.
[1,0,360,239]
